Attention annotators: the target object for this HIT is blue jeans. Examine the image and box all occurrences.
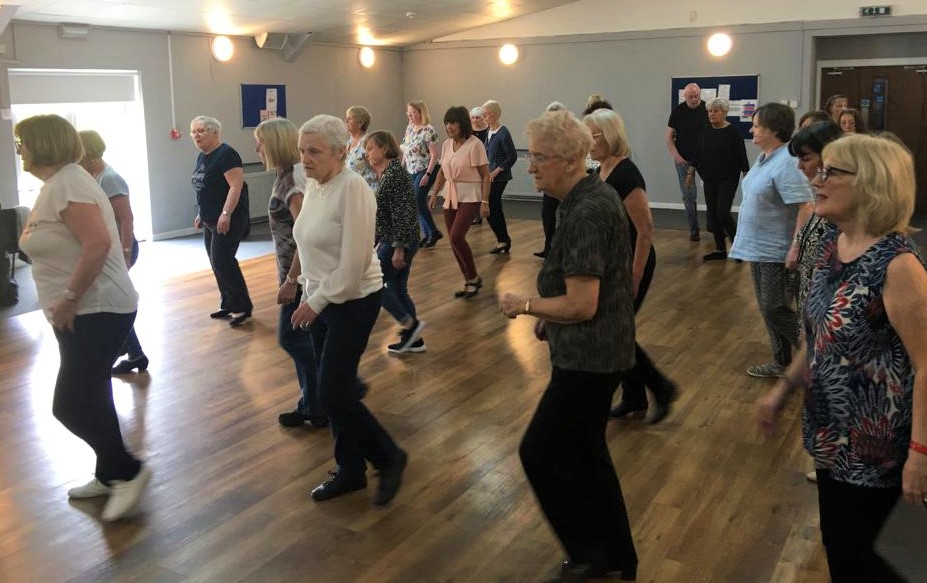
[411,169,439,239]
[674,162,700,234]
[119,238,144,359]
[279,288,325,421]
[377,241,418,324]
[315,290,400,476]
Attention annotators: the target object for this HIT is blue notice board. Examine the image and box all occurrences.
[671,75,759,139]
[240,84,287,128]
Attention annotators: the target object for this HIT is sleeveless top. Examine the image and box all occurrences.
[802,225,922,487]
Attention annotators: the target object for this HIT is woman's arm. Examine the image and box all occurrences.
[500,275,600,324]
[108,194,136,266]
[428,170,447,210]
[786,203,814,269]
[277,193,304,305]
[884,252,927,506]
[491,128,517,181]
[477,163,491,218]
[217,167,245,235]
[623,188,654,296]
[757,341,809,436]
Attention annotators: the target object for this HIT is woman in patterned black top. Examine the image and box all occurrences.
[365,130,425,354]
[501,110,638,582]
[758,135,927,582]
[254,118,327,429]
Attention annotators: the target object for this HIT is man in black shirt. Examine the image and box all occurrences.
[666,83,708,241]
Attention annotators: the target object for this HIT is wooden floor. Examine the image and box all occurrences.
[1,220,836,582]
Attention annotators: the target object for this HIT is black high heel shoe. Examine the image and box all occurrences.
[112,354,149,375]
[453,277,483,298]
[489,242,511,255]
[229,311,252,327]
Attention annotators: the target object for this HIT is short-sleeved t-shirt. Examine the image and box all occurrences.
[191,143,244,223]
[268,163,305,285]
[400,124,438,174]
[96,164,130,198]
[603,158,646,252]
[667,101,708,162]
[729,145,813,263]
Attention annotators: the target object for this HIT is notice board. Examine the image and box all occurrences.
[671,75,759,139]
[241,84,287,128]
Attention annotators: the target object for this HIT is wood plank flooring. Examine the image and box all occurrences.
[1,219,834,582]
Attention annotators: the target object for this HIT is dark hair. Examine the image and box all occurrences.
[788,121,841,157]
[823,93,847,116]
[364,130,401,160]
[582,100,613,116]
[798,110,830,127]
[838,108,867,134]
[753,103,795,143]
[443,106,473,139]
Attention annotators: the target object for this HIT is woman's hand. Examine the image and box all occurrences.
[534,319,548,342]
[194,214,202,229]
[902,450,927,507]
[428,193,437,210]
[290,301,318,330]
[50,297,78,333]
[756,385,788,437]
[480,202,490,219]
[277,282,297,305]
[419,173,430,188]
[500,293,525,319]
[631,273,642,299]
[785,244,799,270]
[217,213,231,235]
[392,247,406,270]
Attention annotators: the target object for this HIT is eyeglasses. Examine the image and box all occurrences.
[190,128,211,136]
[13,138,23,154]
[816,165,856,182]
[525,152,561,165]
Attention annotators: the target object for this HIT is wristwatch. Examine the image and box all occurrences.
[221,209,230,216]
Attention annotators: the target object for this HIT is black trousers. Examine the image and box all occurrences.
[816,470,906,582]
[520,367,637,573]
[541,194,560,254]
[487,179,511,245]
[703,176,739,252]
[53,312,141,483]
[203,214,252,314]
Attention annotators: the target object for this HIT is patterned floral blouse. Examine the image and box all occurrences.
[374,159,420,247]
[400,124,438,174]
[802,225,922,487]
[346,136,378,191]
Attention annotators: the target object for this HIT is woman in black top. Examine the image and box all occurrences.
[585,108,678,425]
[366,130,426,354]
[190,115,252,326]
[687,97,750,260]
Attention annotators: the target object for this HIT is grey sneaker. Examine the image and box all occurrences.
[67,478,111,499]
[747,362,786,378]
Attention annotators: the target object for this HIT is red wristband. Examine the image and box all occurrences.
[911,440,927,455]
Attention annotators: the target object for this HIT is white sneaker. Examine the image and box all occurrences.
[102,465,152,522]
[67,478,112,499]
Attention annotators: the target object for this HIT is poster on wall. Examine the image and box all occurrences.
[671,75,759,139]
[240,84,287,128]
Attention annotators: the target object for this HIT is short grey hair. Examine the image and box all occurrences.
[706,97,729,112]
[299,114,349,161]
[546,101,566,112]
[190,115,221,133]
[469,106,483,117]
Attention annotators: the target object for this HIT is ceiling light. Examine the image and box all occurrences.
[707,33,733,57]
[359,46,375,69]
[499,44,519,65]
[211,36,234,62]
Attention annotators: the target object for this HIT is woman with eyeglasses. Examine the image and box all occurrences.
[758,134,927,582]
[16,114,151,522]
[190,115,253,327]
[729,103,814,380]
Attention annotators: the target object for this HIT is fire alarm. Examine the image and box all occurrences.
[170,128,181,140]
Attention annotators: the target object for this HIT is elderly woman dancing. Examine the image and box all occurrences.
[758,134,927,582]
[501,110,638,582]
[291,115,407,505]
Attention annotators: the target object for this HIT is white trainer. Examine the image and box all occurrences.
[67,478,112,499]
[101,465,152,522]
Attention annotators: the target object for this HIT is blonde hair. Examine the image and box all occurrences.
[583,109,631,158]
[14,114,84,167]
[78,130,106,159]
[822,134,915,235]
[345,105,371,132]
[407,100,431,125]
[481,100,502,119]
[255,118,299,171]
[525,110,592,163]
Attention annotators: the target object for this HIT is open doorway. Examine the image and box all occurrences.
[8,69,152,240]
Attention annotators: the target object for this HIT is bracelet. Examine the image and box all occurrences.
[123,247,131,253]
[481,200,490,205]
[911,440,927,455]
[523,297,531,315]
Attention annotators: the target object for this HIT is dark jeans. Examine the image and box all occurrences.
[279,287,325,420]
[203,214,252,314]
[487,180,511,245]
[520,367,637,573]
[377,241,418,324]
[119,239,144,358]
[53,311,141,483]
[703,176,739,252]
[443,203,480,280]
[541,193,560,254]
[816,470,906,583]
[315,290,400,476]
[411,169,439,239]
[620,247,671,408]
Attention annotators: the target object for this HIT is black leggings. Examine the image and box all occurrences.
[703,176,738,251]
[487,180,511,245]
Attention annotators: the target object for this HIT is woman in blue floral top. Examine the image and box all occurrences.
[758,134,927,582]
[400,100,442,247]
[345,105,377,189]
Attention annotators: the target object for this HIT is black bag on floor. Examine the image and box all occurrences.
[0,253,17,307]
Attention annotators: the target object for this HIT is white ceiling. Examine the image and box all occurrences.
[3,0,579,46]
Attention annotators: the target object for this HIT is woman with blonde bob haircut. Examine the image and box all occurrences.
[759,134,927,582]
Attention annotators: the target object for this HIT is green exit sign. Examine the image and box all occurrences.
[860,5,892,16]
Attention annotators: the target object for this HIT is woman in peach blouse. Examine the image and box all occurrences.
[428,106,491,298]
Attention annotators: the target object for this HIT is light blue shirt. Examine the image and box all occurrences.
[729,145,812,262]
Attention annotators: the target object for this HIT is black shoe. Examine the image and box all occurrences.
[419,236,430,248]
[703,251,727,261]
[374,449,408,506]
[533,251,547,259]
[689,231,700,242]
[454,277,483,298]
[609,401,647,419]
[356,381,369,400]
[278,409,328,428]
[388,320,427,353]
[472,216,483,225]
[210,309,232,319]
[228,311,252,327]
[430,231,444,244]
[489,242,511,255]
[112,355,149,375]
[310,470,367,501]
[648,381,679,425]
